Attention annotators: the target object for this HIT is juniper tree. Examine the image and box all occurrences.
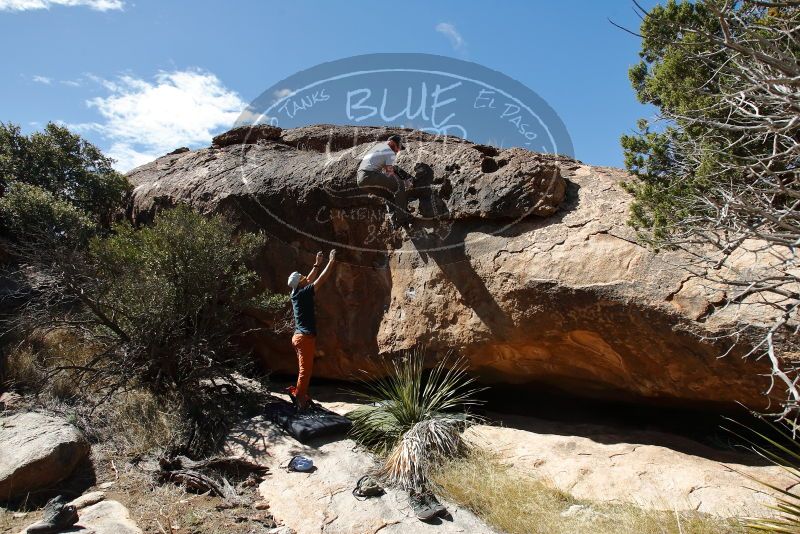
[622,0,800,419]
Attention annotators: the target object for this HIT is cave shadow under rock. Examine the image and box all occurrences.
[282,385,774,467]
[480,403,775,467]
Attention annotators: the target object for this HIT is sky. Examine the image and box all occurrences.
[0,0,658,171]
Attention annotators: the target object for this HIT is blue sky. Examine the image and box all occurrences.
[0,0,657,171]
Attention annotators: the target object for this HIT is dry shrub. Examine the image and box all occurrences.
[347,350,484,495]
[5,329,181,456]
[431,449,745,534]
[380,417,468,492]
[3,328,104,401]
[4,345,42,390]
[97,389,184,456]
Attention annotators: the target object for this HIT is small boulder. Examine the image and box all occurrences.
[17,499,142,534]
[75,500,142,534]
[69,490,106,509]
[0,412,89,501]
[212,124,282,148]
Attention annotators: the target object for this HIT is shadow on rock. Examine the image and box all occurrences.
[4,456,97,512]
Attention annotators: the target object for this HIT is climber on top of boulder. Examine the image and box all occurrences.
[286,249,337,410]
[357,134,412,226]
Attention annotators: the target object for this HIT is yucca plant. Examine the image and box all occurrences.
[723,417,800,532]
[347,349,485,491]
[379,417,468,492]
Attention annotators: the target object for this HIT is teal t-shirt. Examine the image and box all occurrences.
[291,284,316,335]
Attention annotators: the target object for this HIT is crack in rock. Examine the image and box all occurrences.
[609,446,640,460]
[373,520,403,533]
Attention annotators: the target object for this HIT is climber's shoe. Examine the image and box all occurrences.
[425,492,447,517]
[26,496,78,534]
[409,491,437,521]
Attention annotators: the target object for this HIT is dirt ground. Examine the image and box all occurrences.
[1,442,281,534]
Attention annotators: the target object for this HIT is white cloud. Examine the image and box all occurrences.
[78,69,245,171]
[273,88,292,99]
[0,0,123,11]
[435,22,466,52]
[32,74,52,84]
[103,142,158,172]
[235,108,277,126]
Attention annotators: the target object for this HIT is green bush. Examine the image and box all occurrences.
[83,205,267,393]
[620,2,798,242]
[0,182,94,247]
[7,205,274,452]
[4,206,274,453]
[247,291,291,313]
[0,122,129,229]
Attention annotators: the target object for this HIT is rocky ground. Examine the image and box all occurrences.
[302,389,793,519]
[1,385,794,533]
[0,391,492,534]
[225,394,495,534]
[0,389,280,534]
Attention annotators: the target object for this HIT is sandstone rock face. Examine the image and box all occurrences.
[467,413,795,517]
[128,124,775,410]
[0,412,90,500]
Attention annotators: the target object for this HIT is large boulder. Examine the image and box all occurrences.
[128,124,777,410]
[0,412,90,500]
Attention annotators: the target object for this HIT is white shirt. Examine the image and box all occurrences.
[358,142,396,172]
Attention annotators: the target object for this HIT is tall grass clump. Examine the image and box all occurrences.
[724,418,800,533]
[347,349,484,491]
[432,450,742,534]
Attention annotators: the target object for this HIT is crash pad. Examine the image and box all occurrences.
[265,397,352,443]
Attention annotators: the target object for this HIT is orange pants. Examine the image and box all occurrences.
[291,333,316,406]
